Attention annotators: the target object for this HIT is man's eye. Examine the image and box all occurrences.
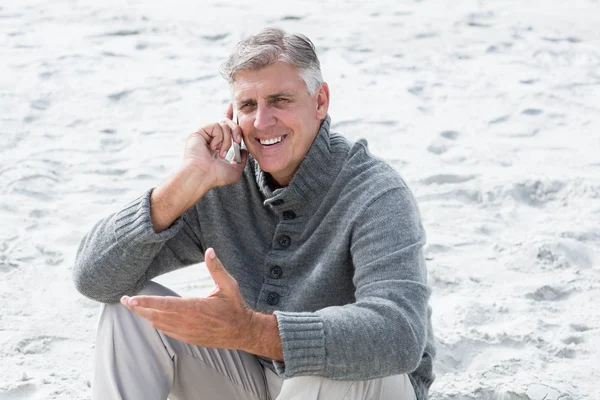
[274,98,288,103]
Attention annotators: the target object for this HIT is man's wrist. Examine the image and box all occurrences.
[241,311,284,362]
[150,165,214,233]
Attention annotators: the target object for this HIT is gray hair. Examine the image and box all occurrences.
[220,27,323,95]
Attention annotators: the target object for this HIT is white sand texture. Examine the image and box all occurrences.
[1,0,599,399]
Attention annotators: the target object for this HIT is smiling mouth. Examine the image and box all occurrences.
[258,135,286,146]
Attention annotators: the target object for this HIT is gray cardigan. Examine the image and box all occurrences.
[73,116,436,399]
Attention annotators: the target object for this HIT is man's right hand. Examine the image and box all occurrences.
[150,104,248,233]
[183,103,248,188]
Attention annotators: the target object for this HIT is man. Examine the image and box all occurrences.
[74,27,435,400]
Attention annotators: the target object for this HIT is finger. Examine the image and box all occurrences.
[121,295,185,312]
[219,122,232,159]
[205,248,236,293]
[221,118,243,144]
[192,128,211,143]
[125,304,180,325]
[203,124,224,151]
[224,102,233,121]
[229,149,248,169]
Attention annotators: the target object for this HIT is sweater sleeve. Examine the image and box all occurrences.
[73,189,206,303]
[273,187,431,380]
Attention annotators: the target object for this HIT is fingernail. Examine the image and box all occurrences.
[221,150,227,158]
[130,299,138,306]
[120,296,128,305]
[208,249,216,260]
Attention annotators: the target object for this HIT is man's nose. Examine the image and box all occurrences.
[253,105,276,131]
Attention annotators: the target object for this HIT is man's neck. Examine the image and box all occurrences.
[265,173,287,190]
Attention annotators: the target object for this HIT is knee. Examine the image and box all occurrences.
[99,282,179,323]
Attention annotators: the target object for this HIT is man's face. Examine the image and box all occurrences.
[232,61,329,186]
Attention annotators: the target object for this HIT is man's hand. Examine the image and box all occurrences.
[183,103,248,188]
[150,104,248,232]
[120,248,283,361]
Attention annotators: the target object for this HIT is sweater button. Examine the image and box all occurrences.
[269,266,283,279]
[282,210,296,220]
[278,235,291,248]
[272,199,285,206]
[266,291,280,305]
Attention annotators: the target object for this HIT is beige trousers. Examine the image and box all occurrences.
[93,282,416,400]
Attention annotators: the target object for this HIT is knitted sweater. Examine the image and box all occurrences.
[73,116,435,399]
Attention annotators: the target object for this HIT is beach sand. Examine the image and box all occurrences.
[1,0,599,399]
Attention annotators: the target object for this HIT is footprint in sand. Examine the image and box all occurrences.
[100,137,129,152]
[201,33,229,41]
[101,29,141,37]
[14,336,68,355]
[0,240,20,273]
[569,323,593,332]
[0,383,38,400]
[417,188,482,204]
[427,130,460,155]
[465,11,495,28]
[537,239,595,269]
[488,108,546,137]
[480,385,565,400]
[542,36,582,43]
[519,78,538,84]
[280,15,303,21]
[525,285,571,301]
[34,245,64,267]
[561,334,584,345]
[413,32,439,40]
[521,108,544,116]
[486,42,514,53]
[439,130,459,140]
[420,174,476,185]
[30,98,50,111]
[107,89,132,102]
[499,179,565,207]
[489,114,511,124]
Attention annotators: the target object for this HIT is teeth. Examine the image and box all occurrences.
[260,136,283,145]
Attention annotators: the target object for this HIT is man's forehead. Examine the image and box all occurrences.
[233,79,301,100]
[231,65,306,101]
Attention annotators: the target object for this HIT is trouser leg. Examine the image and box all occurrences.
[92,281,269,400]
[272,370,416,400]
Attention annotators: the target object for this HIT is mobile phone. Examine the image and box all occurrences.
[233,141,241,164]
[232,112,242,163]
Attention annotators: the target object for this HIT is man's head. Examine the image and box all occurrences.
[220,28,330,186]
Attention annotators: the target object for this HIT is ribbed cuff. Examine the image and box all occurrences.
[273,311,327,377]
[113,189,183,257]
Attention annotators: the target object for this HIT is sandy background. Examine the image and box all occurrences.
[1,0,599,399]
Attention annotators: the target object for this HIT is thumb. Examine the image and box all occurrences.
[205,248,235,293]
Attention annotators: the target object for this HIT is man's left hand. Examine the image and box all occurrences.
[120,247,254,350]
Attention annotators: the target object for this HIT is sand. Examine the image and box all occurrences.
[1,0,599,399]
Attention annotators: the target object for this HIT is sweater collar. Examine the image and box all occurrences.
[250,115,340,210]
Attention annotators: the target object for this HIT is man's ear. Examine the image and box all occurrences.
[315,82,330,119]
